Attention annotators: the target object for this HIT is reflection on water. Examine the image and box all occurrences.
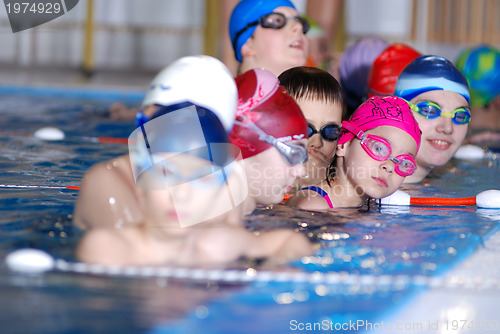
[0,94,499,333]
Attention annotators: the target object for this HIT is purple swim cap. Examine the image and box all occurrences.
[229,0,296,62]
[339,37,390,110]
[338,96,422,150]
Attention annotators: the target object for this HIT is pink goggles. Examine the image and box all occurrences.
[342,121,417,177]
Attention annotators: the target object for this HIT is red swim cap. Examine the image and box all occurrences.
[367,43,421,97]
[229,69,308,159]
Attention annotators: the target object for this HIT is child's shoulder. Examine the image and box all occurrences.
[79,154,136,198]
[85,155,132,178]
[286,185,333,211]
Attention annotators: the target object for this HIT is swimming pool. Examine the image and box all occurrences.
[0,89,499,334]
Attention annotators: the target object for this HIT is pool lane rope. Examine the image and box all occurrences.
[0,127,128,144]
[4,248,500,291]
[0,184,80,190]
[2,185,500,208]
[284,189,500,208]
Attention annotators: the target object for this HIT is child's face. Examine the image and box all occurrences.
[410,90,469,169]
[340,126,418,199]
[245,6,309,75]
[141,154,239,228]
[246,139,307,204]
[296,98,342,187]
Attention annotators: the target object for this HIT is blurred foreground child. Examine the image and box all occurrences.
[77,102,313,266]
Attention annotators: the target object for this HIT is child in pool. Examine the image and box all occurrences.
[229,0,309,76]
[229,68,309,214]
[278,66,344,190]
[395,55,471,183]
[73,55,238,229]
[77,103,313,266]
[286,96,421,211]
[455,44,500,144]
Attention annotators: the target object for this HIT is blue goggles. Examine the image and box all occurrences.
[408,101,471,125]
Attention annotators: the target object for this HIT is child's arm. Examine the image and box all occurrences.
[243,229,315,262]
[191,226,314,265]
[76,228,131,266]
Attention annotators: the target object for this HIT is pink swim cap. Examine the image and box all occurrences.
[229,68,308,159]
[338,96,421,150]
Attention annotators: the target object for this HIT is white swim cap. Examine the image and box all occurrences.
[142,55,237,132]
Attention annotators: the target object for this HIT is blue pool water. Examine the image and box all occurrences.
[0,90,499,334]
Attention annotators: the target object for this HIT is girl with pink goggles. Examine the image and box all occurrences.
[341,121,417,177]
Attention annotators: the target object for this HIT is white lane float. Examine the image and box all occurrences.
[5,128,128,144]
[454,144,496,160]
[33,127,65,141]
[5,248,55,273]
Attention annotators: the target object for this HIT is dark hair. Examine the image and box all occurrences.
[278,66,345,111]
[325,155,338,186]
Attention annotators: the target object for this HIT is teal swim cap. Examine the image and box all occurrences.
[456,45,500,107]
[229,0,296,62]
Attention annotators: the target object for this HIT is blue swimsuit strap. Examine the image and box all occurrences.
[301,186,334,208]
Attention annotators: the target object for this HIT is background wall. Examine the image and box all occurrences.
[0,0,497,73]
[0,0,205,70]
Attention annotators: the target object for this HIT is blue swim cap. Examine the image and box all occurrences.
[129,103,235,187]
[395,55,470,103]
[455,44,500,107]
[229,0,296,62]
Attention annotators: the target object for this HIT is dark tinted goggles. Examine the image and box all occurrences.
[232,12,310,51]
[307,123,341,141]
